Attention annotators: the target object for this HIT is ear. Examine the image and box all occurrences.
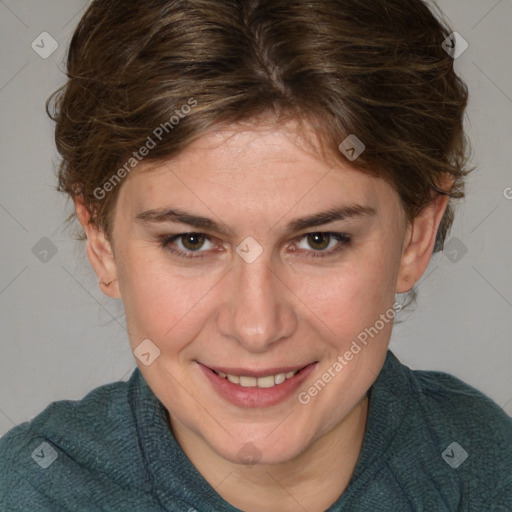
[396,193,450,293]
[74,197,121,299]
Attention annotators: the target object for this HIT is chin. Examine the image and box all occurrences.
[213,428,313,467]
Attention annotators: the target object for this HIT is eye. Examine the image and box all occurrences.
[158,231,351,260]
[159,232,215,258]
[294,232,351,258]
[176,233,211,251]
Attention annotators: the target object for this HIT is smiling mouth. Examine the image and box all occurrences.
[206,364,312,389]
[199,361,319,408]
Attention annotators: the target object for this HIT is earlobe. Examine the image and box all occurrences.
[74,197,121,299]
[396,193,450,293]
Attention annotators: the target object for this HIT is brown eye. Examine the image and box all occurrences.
[159,232,216,259]
[306,233,331,250]
[181,233,207,251]
[294,232,351,258]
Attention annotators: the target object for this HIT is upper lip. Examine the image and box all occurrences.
[200,362,315,378]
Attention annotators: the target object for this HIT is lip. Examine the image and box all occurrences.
[197,361,318,408]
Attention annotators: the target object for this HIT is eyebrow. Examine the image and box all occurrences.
[284,204,376,232]
[136,208,234,236]
[135,204,376,235]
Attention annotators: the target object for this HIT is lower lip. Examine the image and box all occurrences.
[198,362,318,408]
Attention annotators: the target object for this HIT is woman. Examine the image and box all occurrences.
[1,0,511,510]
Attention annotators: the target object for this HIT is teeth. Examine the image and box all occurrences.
[274,373,287,385]
[215,369,301,388]
[256,375,276,388]
[239,376,257,387]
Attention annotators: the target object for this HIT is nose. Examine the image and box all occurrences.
[217,254,298,353]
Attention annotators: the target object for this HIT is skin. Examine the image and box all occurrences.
[76,121,449,512]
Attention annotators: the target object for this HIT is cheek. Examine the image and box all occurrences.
[293,249,398,338]
[118,250,221,350]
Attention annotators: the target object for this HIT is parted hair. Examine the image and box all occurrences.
[48,0,471,250]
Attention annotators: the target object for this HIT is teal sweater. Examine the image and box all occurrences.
[1,350,511,511]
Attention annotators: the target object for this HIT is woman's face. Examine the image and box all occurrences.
[94,123,435,465]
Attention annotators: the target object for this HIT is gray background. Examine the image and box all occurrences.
[0,0,511,437]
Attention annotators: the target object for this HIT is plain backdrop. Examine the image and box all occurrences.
[0,0,511,437]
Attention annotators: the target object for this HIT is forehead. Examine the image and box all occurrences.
[141,121,330,177]
[118,123,402,222]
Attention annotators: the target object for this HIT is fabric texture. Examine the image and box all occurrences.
[1,350,511,511]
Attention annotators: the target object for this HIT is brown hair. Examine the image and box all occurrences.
[48,0,471,252]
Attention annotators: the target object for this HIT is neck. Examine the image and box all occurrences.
[168,394,369,512]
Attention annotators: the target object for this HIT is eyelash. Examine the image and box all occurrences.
[158,232,352,260]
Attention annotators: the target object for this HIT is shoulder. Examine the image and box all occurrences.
[0,375,134,460]
[0,369,156,511]
[408,364,512,449]
[387,355,512,508]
